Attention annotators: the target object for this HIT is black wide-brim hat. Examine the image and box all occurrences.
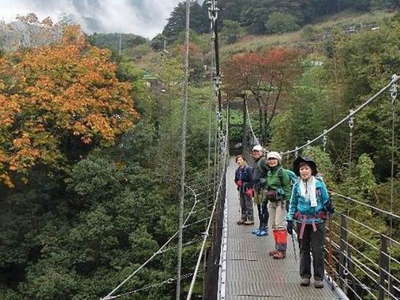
[293,156,318,176]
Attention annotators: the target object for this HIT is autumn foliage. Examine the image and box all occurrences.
[0,26,138,187]
[223,47,302,143]
[223,47,301,98]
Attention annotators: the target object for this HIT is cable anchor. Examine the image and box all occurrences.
[322,130,328,152]
[390,74,398,105]
[348,110,354,130]
[207,0,219,22]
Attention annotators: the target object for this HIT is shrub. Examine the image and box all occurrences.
[266,12,300,34]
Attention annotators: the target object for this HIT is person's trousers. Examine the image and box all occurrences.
[239,192,253,221]
[268,201,287,251]
[297,222,325,280]
[257,201,269,230]
[267,200,286,230]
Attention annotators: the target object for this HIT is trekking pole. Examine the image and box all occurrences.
[291,233,298,263]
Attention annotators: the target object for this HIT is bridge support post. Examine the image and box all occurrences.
[339,214,348,294]
[378,234,389,300]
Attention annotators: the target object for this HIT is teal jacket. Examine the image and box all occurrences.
[287,178,330,223]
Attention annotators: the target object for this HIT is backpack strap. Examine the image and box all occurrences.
[278,167,285,187]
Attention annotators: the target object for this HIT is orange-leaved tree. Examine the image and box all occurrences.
[223,47,302,144]
[0,26,138,187]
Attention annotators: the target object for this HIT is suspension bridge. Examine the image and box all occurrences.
[99,1,399,299]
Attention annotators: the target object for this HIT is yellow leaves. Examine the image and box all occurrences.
[0,95,20,127]
[0,174,14,188]
[0,24,139,187]
[81,137,92,144]
[12,135,31,149]
[85,114,114,141]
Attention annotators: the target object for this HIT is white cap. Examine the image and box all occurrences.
[266,151,281,162]
[252,145,263,152]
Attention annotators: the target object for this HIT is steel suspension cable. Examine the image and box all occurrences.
[245,100,260,145]
[389,78,398,292]
[207,0,222,131]
[187,114,229,300]
[282,75,400,155]
[176,1,191,298]
[106,273,195,300]
[101,186,203,300]
[208,19,217,204]
[330,191,400,221]
[348,111,354,176]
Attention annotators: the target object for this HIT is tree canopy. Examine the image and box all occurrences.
[0,26,138,187]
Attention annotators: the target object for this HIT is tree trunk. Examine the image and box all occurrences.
[258,101,263,145]
[263,108,268,145]
[243,96,247,147]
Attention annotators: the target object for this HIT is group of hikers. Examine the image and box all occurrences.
[234,145,333,289]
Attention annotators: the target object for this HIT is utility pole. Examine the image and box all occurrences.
[118,33,122,56]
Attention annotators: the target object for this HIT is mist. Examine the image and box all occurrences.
[0,0,186,38]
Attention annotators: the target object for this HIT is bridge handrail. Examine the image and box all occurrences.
[329,240,399,299]
[282,74,400,155]
[186,139,229,299]
[331,191,400,222]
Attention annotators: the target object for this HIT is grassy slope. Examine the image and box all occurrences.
[135,10,395,77]
[220,10,394,60]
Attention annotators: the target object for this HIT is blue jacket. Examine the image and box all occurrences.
[287,178,330,223]
[234,165,253,192]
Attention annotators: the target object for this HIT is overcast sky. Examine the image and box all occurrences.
[0,0,186,38]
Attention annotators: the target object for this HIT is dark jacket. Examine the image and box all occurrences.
[251,157,266,192]
[234,165,253,192]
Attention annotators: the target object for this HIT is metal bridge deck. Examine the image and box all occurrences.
[222,158,341,300]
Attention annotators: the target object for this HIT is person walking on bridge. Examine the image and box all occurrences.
[250,145,268,236]
[286,156,330,288]
[234,155,254,225]
[259,151,291,259]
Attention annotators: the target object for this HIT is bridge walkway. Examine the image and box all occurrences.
[222,158,343,299]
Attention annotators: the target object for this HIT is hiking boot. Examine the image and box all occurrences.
[252,228,260,235]
[244,220,254,225]
[256,230,267,236]
[273,251,286,259]
[314,280,324,288]
[237,220,245,225]
[300,278,310,286]
[269,250,279,256]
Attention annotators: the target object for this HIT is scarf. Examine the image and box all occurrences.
[299,176,317,207]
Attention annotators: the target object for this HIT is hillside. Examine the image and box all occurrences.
[220,10,395,59]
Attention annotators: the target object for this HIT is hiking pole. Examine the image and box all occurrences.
[291,233,298,263]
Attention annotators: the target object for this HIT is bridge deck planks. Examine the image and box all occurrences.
[224,158,341,300]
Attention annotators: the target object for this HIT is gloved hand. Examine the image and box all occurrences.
[245,188,254,198]
[286,220,294,235]
[325,201,335,215]
[259,178,266,188]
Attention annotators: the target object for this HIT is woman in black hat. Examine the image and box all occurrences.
[287,156,331,288]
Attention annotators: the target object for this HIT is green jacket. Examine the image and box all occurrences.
[263,165,292,202]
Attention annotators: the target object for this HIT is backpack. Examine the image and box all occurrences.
[278,168,298,186]
[278,168,298,210]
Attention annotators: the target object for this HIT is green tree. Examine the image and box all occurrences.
[221,20,242,44]
[265,12,300,34]
[162,1,208,43]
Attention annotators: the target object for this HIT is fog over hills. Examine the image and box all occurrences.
[0,0,191,38]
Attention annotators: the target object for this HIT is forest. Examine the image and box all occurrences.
[0,0,400,299]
